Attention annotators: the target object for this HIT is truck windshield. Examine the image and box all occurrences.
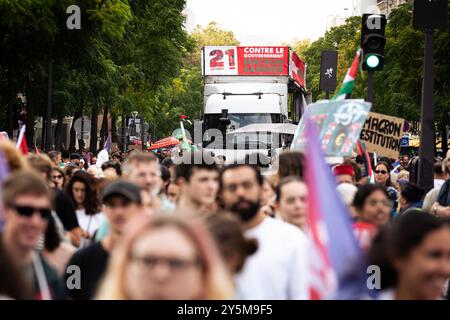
[203,113,281,132]
[202,113,282,149]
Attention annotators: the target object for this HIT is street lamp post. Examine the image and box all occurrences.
[417,29,435,193]
[130,111,145,151]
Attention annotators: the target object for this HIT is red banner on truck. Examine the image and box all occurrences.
[237,46,289,75]
[202,46,305,88]
[203,46,289,76]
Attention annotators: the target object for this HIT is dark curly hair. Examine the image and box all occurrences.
[66,171,100,216]
[277,151,305,180]
[205,213,258,273]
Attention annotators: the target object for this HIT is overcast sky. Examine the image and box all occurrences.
[185,0,353,45]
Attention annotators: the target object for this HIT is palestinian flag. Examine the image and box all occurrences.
[333,49,361,101]
[356,140,373,182]
[178,121,193,152]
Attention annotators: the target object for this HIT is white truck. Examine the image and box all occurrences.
[200,45,307,164]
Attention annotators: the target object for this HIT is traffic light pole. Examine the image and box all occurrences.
[418,29,435,193]
[367,71,374,104]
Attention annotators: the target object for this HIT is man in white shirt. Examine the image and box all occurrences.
[423,162,449,212]
[220,163,310,299]
[434,162,448,188]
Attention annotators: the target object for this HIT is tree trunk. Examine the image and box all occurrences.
[25,77,36,148]
[40,115,46,149]
[55,114,63,151]
[90,102,99,154]
[99,105,108,148]
[441,122,448,157]
[111,116,118,143]
[121,112,127,153]
[69,109,82,152]
[45,59,53,152]
[6,70,14,138]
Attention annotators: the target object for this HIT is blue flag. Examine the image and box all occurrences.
[304,119,373,299]
[103,133,111,153]
[0,148,11,231]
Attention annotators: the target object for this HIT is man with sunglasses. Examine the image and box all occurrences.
[1,170,65,300]
[26,154,83,248]
[65,180,142,300]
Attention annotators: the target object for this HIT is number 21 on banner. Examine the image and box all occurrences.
[209,48,235,70]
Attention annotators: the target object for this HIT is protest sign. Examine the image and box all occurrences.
[360,112,405,159]
[291,99,371,157]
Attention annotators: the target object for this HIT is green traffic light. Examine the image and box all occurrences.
[366,55,380,69]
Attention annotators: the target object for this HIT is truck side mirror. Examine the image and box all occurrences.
[219,109,230,125]
[220,118,231,125]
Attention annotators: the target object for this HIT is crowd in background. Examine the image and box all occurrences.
[0,139,449,300]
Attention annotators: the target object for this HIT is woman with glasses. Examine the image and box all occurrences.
[374,161,399,216]
[50,167,65,190]
[96,214,234,300]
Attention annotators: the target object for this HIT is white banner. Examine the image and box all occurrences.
[202,46,238,76]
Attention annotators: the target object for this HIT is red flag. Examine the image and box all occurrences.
[16,126,29,155]
[290,51,306,88]
[179,114,188,120]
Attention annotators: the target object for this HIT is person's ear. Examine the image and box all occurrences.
[392,256,405,272]
[399,196,407,207]
[176,177,187,190]
[2,205,11,221]
[274,201,280,211]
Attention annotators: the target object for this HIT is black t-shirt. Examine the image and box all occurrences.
[53,189,79,231]
[64,242,109,300]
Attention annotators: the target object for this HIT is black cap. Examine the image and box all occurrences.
[70,153,81,160]
[102,180,142,204]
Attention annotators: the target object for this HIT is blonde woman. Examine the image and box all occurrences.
[96,214,234,300]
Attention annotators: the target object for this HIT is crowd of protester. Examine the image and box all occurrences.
[0,139,449,300]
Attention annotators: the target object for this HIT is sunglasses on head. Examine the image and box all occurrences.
[375,170,388,174]
[9,204,52,220]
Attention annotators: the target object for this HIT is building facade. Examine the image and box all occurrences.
[377,0,412,16]
[352,0,379,16]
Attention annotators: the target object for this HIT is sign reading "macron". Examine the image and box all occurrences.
[360,112,406,159]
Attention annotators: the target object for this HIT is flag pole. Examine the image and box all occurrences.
[16,125,25,148]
